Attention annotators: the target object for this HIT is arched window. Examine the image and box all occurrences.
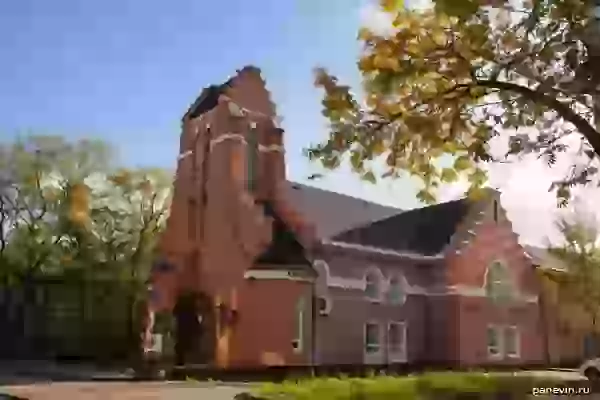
[485,261,514,302]
[365,269,382,301]
[388,275,406,305]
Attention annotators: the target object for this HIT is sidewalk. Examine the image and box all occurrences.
[0,361,135,384]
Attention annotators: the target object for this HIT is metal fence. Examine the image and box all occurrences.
[0,274,144,362]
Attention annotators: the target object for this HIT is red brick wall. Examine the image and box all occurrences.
[154,67,307,368]
[232,279,313,367]
[445,207,545,365]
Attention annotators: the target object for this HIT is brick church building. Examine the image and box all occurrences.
[144,66,552,369]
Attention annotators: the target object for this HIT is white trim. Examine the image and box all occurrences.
[210,133,247,149]
[484,260,516,302]
[244,270,313,282]
[363,321,384,364]
[504,325,520,359]
[310,260,537,303]
[177,150,194,161]
[364,266,385,302]
[259,144,284,153]
[208,133,284,153]
[220,95,272,119]
[486,324,503,360]
[313,259,330,279]
[387,273,408,306]
[292,297,305,354]
[387,321,407,363]
[447,285,538,303]
[322,240,444,260]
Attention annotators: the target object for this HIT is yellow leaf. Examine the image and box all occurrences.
[441,168,459,183]
[430,29,447,46]
[358,56,375,72]
[372,141,386,155]
[380,0,402,12]
[406,40,421,54]
[453,155,471,171]
[358,27,374,41]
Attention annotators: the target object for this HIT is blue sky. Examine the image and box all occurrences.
[0,0,426,210]
[2,0,597,246]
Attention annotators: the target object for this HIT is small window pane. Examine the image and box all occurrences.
[487,326,500,355]
[486,262,514,302]
[505,327,518,356]
[365,273,380,299]
[388,277,405,304]
[365,323,380,353]
[388,323,404,352]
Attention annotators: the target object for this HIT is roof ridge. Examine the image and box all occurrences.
[287,181,402,210]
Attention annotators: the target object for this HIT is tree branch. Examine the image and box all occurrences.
[474,79,600,157]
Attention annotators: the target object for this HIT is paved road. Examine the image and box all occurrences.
[2,382,249,400]
[0,370,589,399]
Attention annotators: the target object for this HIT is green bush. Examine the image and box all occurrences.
[253,372,569,400]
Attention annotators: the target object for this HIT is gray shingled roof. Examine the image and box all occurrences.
[283,182,403,239]
[332,198,472,256]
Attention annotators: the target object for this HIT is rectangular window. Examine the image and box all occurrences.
[487,325,502,358]
[388,322,406,354]
[292,297,305,354]
[365,322,381,354]
[505,326,520,358]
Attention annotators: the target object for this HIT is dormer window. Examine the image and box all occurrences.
[365,268,382,301]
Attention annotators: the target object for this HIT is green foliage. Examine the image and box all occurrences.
[0,134,173,360]
[550,216,600,330]
[309,0,600,205]
[254,372,566,400]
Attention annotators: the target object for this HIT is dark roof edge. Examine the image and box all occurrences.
[182,65,263,122]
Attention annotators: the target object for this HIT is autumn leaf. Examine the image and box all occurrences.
[453,156,471,172]
[380,0,402,13]
[440,168,459,183]
[308,0,600,206]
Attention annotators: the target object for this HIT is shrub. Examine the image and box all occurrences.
[253,372,569,400]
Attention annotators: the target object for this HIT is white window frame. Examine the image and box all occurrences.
[387,321,407,363]
[387,274,407,305]
[486,324,503,360]
[292,297,305,354]
[364,321,383,364]
[504,325,520,358]
[485,261,514,302]
[364,267,384,302]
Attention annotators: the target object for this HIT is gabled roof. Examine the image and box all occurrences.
[283,182,402,239]
[332,198,472,256]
